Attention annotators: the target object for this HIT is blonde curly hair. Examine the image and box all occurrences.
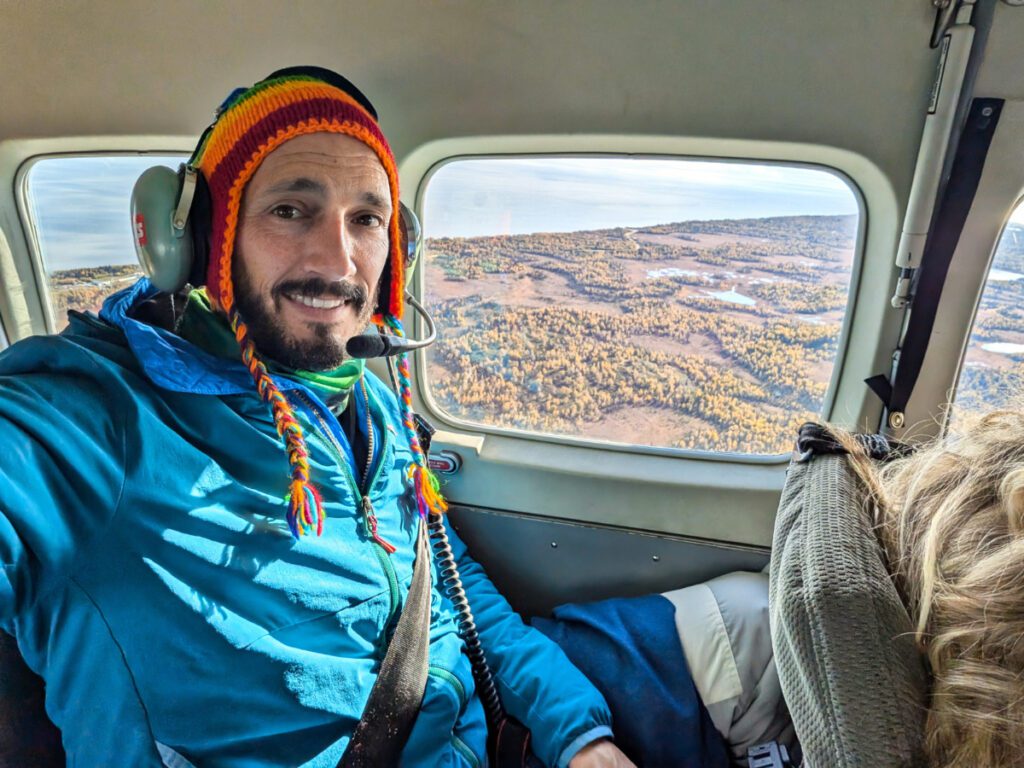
[841,410,1024,767]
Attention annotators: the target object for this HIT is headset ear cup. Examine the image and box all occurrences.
[399,201,422,286]
[130,165,195,293]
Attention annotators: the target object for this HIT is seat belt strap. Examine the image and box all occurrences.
[866,97,1003,423]
[338,523,432,767]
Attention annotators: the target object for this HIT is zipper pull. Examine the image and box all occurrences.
[361,496,397,554]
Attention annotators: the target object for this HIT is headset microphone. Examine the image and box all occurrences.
[346,293,437,359]
[346,334,419,359]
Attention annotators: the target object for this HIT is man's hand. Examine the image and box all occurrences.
[568,739,637,768]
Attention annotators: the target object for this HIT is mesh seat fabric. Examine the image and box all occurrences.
[769,452,928,767]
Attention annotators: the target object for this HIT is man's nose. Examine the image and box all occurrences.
[307,211,357,278]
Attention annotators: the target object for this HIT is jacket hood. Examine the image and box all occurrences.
[99,278,310,398]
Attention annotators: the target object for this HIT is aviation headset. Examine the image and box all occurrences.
[130,66,423,314]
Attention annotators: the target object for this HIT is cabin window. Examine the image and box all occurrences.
[22,154,183,330]
[955,203,1024,412]
[420,156,862,456]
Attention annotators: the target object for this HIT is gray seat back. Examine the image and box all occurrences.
[769,447,928,767]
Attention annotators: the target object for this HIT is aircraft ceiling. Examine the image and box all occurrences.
[0,1,1021,206]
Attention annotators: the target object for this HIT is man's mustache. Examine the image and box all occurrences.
[273,278,368,310]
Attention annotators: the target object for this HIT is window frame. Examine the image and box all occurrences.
[15,148,189,334]
[950,193,1024,410]
[8,142,873,464]
[409,147,868,464]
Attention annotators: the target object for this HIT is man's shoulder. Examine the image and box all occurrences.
[0,312,139,387]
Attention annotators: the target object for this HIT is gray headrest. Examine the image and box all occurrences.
[769,453,928,767]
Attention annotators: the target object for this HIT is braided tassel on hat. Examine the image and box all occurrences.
[228,307,325,537]
[383,314,448,519]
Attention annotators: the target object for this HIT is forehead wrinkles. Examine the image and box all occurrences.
[266,147,384,170]
[260,132,382,174]
[252,149,389,197]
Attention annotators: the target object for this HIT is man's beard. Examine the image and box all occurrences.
[233,260,375,371]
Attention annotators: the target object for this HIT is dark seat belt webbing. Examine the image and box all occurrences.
[338,523,432,767]
[866,97,1003,421]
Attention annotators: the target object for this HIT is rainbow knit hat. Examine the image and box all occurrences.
[194,66,404,320]
[191,67,445,538]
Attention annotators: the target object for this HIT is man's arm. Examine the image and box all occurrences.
[444,524,620,768]
[0,357,192,767]
[0,368,128,623]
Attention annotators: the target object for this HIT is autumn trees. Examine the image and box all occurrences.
[424,215,856,454]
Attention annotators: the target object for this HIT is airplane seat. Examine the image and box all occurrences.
[768,424,928,767]
[0,630,65,765]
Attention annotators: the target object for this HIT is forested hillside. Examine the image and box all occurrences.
[425,215,857,454]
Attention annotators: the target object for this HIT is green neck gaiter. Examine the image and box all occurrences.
[177,288,365,409]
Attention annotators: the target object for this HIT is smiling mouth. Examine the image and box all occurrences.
[285,292,351,310]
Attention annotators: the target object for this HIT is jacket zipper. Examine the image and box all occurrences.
[291,386,401,643]
[428,667,481,768]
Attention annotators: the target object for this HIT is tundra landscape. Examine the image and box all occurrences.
[46,215,1024,455]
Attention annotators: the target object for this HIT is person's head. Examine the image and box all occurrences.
[232,132,391,370]
[180,68,444,539]
[843,411,1024,767]
[193,66,405,370]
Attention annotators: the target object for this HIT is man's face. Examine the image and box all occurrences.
[232,132,392,371]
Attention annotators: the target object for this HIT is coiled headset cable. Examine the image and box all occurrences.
[425,510,504,729]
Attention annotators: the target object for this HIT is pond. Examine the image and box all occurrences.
[647,267,701,279]
[981,342,1024,355]
[988,268,1024,282]
[705,287,757,307]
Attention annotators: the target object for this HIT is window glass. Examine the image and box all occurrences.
[23,155,183,329]
[422,156,861,455]
[955,204,1024,412]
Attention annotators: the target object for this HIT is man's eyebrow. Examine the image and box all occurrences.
[362,191,390,208]
[264,177,326,196]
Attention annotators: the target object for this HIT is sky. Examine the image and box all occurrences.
[27,155,182,271]
[23,153,1024,272]
[423,157,862,239]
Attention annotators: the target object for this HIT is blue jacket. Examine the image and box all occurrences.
[0,280,612,767]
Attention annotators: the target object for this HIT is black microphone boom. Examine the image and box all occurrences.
[347,333,403,359]
[345,293,438,359]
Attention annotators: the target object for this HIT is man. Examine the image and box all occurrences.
[0,68,634,766]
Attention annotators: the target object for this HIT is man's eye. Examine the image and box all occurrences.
[355,213,384,227]
[271,205,302,219]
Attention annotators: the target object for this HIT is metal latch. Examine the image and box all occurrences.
[747,741,794,768]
